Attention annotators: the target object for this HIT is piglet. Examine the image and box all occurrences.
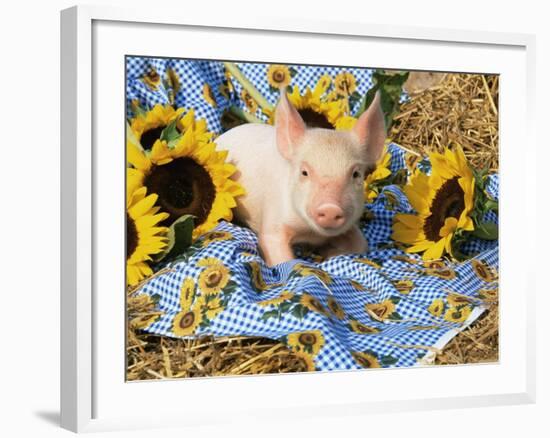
[216,91,386,266]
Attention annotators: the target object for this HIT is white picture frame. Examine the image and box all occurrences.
[60,5,537,433]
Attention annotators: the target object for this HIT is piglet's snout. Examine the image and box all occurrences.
[314,203,345,229]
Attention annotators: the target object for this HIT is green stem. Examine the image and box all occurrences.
[224,62,274,113]
[228,105,264,124]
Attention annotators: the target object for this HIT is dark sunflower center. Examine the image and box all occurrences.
[179,311,195,329]
[373,306,387,318]
[298,108,334,129]
[126,213,138,259]
[205,270,222,287]
[144,157,216,227]
[207,232,226,241]
[435,269,453,279]
[475,264,489,278]
[424,177,465,241]
[299,333,316,346]
[140,126,166,152]
[452,310,462,319]
[395,283,410,293]
[273,71,286,82]
[354,354,373,368]
[310,298,324,312]
[147,69,160,82]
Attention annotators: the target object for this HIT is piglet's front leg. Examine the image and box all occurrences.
[318,225,368,260]
[258,227,296,267]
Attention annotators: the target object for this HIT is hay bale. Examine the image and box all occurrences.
[391,73,499,172]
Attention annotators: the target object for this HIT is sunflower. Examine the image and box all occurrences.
[172,307,203,337]
[478,288,498,301]
[200,230,233,246]
[349,280,366,291]
[447,293,473,307]
[334,71,357,97]
[257,290,295,307]
[126,184,169,286]
[141,67,161,91]
[129,104,185,152]
[269,80,356,131]
[424,260,447,270]
[425,267,457,280]
[196,294,225,320]
[350,320,380,334]
[300,293,329,316]
[266,64,292,89]
[427,298,445,317]
[165,68,181,98]
[197,257,230,295]
[471,259,497,282]
[365,300,396,321]
[392,146,475,261]
[293,351,316,372]
[364,146,392,203]
[287,330,325,355]
[351,351,381,369]
[240,88,258,113]
[443,306,472,323]
[248,261,268,291]
[294,264,333,284]
[393,280,415,295]
[327,296,346,320]
[127,109,245,238]
[355,258,382,269]
[202,83,217,107]
[180,277,197,309]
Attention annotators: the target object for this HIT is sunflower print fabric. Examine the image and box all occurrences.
[127,57,498,371]
[126,57,386,135]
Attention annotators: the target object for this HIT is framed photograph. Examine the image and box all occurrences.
[61,5,536,433]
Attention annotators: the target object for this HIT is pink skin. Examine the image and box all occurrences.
[303,163,357,230]
[216,90,386,267]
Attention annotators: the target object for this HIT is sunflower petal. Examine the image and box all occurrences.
[422,238,446,261]
[127,140,151,172]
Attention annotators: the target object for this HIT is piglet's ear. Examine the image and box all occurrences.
[275,90,306,160]
[352,92,386,164]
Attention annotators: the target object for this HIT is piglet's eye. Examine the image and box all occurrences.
[301,170,308,177]
[352,171,361,179]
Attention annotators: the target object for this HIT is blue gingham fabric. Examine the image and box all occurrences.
[128,57,498,371]
[126,56,404,134]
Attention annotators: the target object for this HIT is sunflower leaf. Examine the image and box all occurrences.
[160,120,180,143]
[261,310,279,321]
[380,355,398,366]
[484,199,499,213]
[154,215,195,262]
[472,222,498,240]
[279,301,294,312]
[291,304,308,320]
[356,70,409,129]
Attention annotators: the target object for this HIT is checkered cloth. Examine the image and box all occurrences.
[125,56,407,133]
[128,58,499,371]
